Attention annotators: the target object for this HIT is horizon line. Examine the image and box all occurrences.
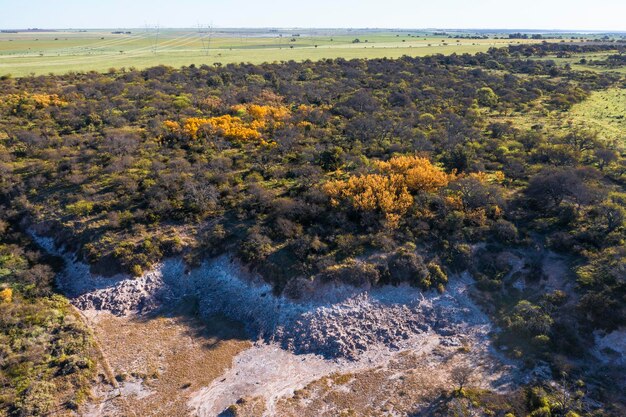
[1,26,626,34]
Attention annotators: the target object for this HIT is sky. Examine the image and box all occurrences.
[1,0,625,31]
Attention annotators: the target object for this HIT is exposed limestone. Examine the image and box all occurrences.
[34,234,493,361]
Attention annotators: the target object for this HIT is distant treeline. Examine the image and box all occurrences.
[507,42,625,57]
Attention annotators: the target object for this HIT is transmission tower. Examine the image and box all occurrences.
[198,23,213,56]
[152,25,160,55]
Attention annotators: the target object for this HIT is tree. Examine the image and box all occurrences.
[374,155,450,193]
[387,248,430,287]
[525,168,585,210]
[594,148,618,170]
[441,144,476,173]
[476,87,499,108]
[323,173,413,225]
[562,129,598,152]
[595,200,626,233]
[451,364,474,393]
[577,247,626,330]
[318,146,344,171]
[239,231,273,263]
[449,173,504,212]
[0,287,12,303]
[507,300,553,337]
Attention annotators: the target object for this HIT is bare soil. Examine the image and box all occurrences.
[82,310,250,417]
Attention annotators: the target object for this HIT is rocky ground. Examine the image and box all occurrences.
[33,234,520,416]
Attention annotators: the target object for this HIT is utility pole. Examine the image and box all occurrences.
[198,23,205,55]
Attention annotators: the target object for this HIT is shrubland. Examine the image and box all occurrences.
[0,43,625,415]
[0,207,95,416]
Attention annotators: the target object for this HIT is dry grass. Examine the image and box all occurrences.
[229,341,513,417]
[85,310,250,416]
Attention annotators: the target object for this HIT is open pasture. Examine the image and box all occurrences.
[0,28,568,76]
[569,87,626,143]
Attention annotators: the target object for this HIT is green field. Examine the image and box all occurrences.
[0,29,568,76]
[537,52,626,75]
[569,88,626,143]
[486,86,626,149]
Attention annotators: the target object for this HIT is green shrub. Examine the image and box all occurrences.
[530,406,551,417]
[427,261,448,285]
[476,87,499,107]
[65,200,95,216]
[531,334,551,347]
[15,381,56,416]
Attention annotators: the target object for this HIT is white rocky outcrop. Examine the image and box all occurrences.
[32,233,493,360]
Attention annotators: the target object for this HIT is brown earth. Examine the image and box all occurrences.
[82,307,250,417]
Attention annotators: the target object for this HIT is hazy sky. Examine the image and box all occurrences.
[1,0,625,31]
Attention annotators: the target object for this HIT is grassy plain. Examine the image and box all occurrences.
[484,87,626,147]
[0,29,572,76]
[539,53,626,75]
[568,88,626,143]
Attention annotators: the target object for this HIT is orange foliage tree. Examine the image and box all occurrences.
[323,155,450,226]
[374,155,451,192]
[324,173,413,224]
[163,104,290,143]
[184,116,262,141]
[0,287,12,303]
[1,93,67,116]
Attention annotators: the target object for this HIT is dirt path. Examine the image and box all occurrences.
[72,307,119,389]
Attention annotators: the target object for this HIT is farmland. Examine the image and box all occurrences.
[0,28,593,76]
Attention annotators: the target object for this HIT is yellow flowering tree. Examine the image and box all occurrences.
[322,155,451,226]
[163,104,291,144]
[324,173,413,225]
[374,155,451,192]
[0,287,12,303]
